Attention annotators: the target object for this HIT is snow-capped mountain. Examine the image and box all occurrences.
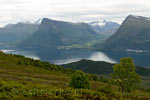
[18,18,104,49]
[88,20,120,36]
[131,15,150,20]
[34,19,42,25]
[18,21,32,24]
[89,21,107,27]
[100,15,150,52]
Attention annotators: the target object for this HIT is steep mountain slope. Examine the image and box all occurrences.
[89,20,120,37]
[62,59,150,76]
[18,18,105,49]
[0,22,39,44]
[100,15,150,52]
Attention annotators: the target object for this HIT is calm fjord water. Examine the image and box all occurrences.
[1,49,150,67]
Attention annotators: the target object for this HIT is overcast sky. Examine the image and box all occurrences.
[0,0,150,26]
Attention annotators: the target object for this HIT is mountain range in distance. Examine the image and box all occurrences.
[99,15,150,53]
[17,18,103,49]
[0,22,39,44]
[16,18,119,50]
[1,14,150,53]
[89,20,120,37]
[0,18,119,50]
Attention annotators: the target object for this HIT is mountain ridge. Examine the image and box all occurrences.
[0,22,39,44]
[88,20,120,36]
[98,15,150,52]
[17,18,105,49]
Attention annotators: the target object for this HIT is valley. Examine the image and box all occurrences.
[0,14,150,100]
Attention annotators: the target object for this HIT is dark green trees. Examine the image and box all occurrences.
[70,71,90,89]
[111,57,141,94]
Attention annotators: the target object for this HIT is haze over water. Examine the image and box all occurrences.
[1,49,150,67]
[1,49,116,65]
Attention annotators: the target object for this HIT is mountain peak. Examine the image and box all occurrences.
[101,15,150,52]
[17,21,32,24]
[88,20,120,36]
[128,15,140,18]
[40,18,61,26]
[42,18,50,21]
[34,19,42,25]
[89,21,106,27]
[41,18,50,23]
[89,20,119,27]
[5,23,14,27]
[18,17,103,49]
[127,15,150,21]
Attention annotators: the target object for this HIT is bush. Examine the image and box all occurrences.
[70,71,90,89]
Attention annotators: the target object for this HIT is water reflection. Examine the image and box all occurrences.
[88,52,116,63]
[1,48,150,67]
[0,49,116,65]
[34,49,116,65]
[53,52,116,65]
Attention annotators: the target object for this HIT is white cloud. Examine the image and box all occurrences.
[0,0,150,26]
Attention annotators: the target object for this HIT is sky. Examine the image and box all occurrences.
[0,0,150,26]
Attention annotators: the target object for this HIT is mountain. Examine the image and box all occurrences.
[34,19,42,25]
[62,59,150,76]
[18,18,105,49]
[100,15,150,52]
[0,22,39,44]
[89,20,120,37]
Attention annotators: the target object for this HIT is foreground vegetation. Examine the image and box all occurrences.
[0,51,149,100]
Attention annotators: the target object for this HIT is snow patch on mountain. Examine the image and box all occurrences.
[89,21,107,27]
[34,19,42,25]
[18,21,32,24]
[132,15,141,19]
[131,15,150,20]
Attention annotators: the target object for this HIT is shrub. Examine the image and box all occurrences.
[70,71,90,89]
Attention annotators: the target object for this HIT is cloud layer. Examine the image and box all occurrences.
[0,0,150,26]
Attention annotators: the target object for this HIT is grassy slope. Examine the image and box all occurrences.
[0,52,104,89]
[0,51,109,100]
[62,59,150,89]
[0,52,68,88]
[0,52,149,100]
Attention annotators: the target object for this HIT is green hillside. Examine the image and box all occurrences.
[0,51,106,100]
[62,59,150,76]
[0,51,149,100]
